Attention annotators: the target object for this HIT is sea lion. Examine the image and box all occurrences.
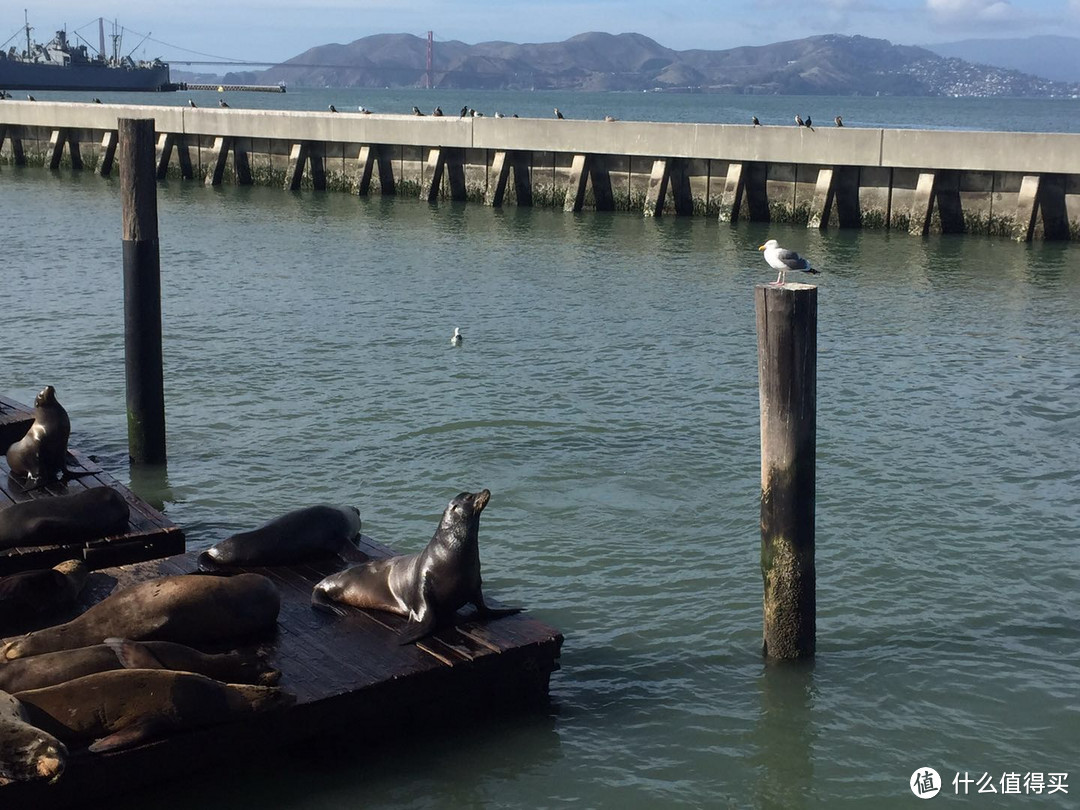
[312,489,522,644]
[1,573,281,660]
[0,560,88,634]
[0,639,279,693]
[15,669,294,753]
[0,487,130,550]
[198,504,362,569]
[5,386,71,482]
[0,690,66,785]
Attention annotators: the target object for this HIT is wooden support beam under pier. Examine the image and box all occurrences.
[908,171,937,236]
[356,144,396,196]
[643,158,693,217]
[47,129,82,171]
[421,147,466,203]
[205,137,252,187]
[99,130,118,177]
[155,132,193,180]
[285,141,325,191]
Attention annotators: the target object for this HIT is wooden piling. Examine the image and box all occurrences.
[756,282,816,660]
[118,118,167,466]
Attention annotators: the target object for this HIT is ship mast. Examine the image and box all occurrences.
[98,17,106,60]
[24,9,32,58]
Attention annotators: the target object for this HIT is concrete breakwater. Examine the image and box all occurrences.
[2,100,1078,240]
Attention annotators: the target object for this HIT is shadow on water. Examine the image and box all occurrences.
[127,462,173,513]
[751,659,817,810]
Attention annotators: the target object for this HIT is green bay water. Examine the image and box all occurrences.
[1,117,1079,806]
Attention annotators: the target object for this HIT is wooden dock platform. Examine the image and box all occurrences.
[0,542,563,808]
[1,414,185,575]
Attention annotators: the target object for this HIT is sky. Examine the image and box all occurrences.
[6,0,1080,65]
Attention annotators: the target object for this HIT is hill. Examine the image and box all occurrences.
[926,36,1080,84]
[231,32,1080,97]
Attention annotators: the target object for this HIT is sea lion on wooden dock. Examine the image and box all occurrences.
[0,486,130,550]
[0,639,279,693]
[14,669,294,753]
[0,690,66,785]
[312,489,522,644]
[1,573,281,660]
[198,504,362,569]
[0,560,88,634]
[5,386,70,482]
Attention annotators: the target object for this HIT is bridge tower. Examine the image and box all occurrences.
[424,31,433,89]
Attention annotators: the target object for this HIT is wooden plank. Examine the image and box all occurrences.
[0,394,34,451]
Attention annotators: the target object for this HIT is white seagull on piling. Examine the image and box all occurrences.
[758,239,819,286]
[450,327,463,346]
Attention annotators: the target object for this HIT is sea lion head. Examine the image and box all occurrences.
[0,692,67,784]
[33,386,57,408]
[438,489,491,539]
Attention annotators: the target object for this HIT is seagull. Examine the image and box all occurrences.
[752,115,761,126]
[554,107,564,119]
[358,105,371,114]
[218,99,229,108]
[412,106,424,116]
[603,114,617,122]
[512,113,519,118]
[759,240,819,286]
[804,115,814,131]
[432,106,443,116]
[188,99,197,108]
[328,104,337,113]
[471,109,483,117]
[494,111,504,118]
[92,97,102,104]
[794,114,803,126]
[834,115,843,127]
[26,94,35,101]
[450,327,463,346]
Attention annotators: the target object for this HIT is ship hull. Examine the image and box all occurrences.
[0,60,172,92]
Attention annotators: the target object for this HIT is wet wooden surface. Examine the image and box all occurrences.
[0,546,563,809]
[0,448,185,576]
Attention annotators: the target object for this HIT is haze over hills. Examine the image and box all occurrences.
[222,32,1080,98]
[925,36,1080,84]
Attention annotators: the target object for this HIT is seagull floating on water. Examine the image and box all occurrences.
[450,328,463,346]
[758,239,819,286]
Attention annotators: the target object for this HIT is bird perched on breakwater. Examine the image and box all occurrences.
[412,106,424,116]
[92,97,102,104]
[432,106,443,116]
[188,99,197,108]
[554,107,565,119]
[759,239,819,286]
[358,105,371,114]
[804,115,814,131]
[794,115,803,126]
[752,115,761,126]
[494,111,504,118]
[459,105,469,117]
[450,327,463,346]
[218,99,229,108]
[603,114,617,122]
[328,104,337,113]
[26,94,35,101]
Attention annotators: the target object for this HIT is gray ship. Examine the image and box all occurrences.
[0,17,172,92]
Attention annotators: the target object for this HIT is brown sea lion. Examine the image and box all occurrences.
[1,573,281,660]
[0,638,279,693]
[0,560,88,634]
[198,504,362,569]
[0,487,130,550]
[0,690,66,785]
[5,386,71,482]
[15,669,294,753]
[312,489,522,644]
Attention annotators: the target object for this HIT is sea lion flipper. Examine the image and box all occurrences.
[87,719,166,753]
[105,638,167,670]
[310,589,350,617]
[472,590,524,620]
[398,615,436,645]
